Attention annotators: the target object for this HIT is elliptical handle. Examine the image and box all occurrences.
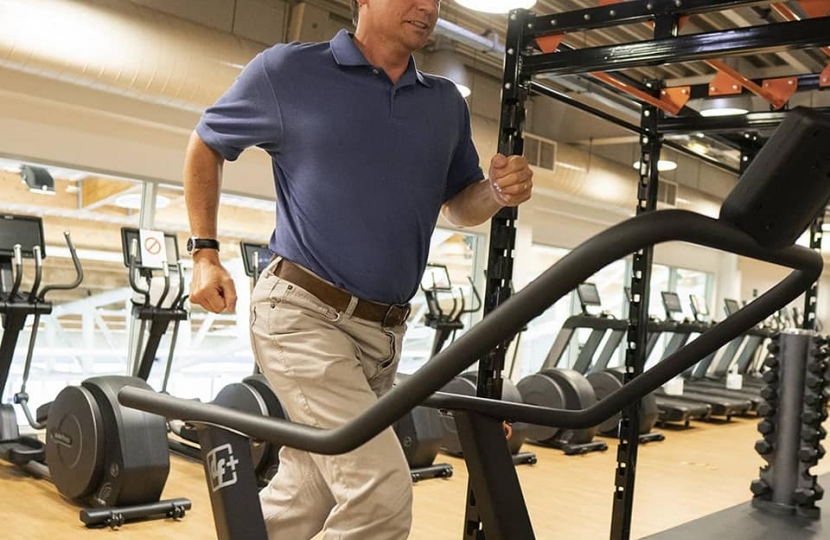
[156,262,171,309]
[127,238,150,306]
[173,261,186,309]
[10,244,23,299]
[461,276,482,315]
[29,246,43,303]
[38,232,83,302]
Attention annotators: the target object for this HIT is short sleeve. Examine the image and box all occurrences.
[196,52,283,161]
[443,98,484,203]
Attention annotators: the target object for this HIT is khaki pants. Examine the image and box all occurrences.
[249,258,413,540]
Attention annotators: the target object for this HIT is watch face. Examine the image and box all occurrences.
[186,237,195,253]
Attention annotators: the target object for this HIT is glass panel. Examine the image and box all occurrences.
[675,268,711,321]
[514,244,572,378]
[399,229,481,374]
[649,264,672,319]
[568,259,629,369]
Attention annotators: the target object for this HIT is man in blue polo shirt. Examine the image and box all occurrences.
[183,0,533,536]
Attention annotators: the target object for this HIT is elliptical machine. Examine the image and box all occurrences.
[121,233,286,488]
[0,214,190,528]
[420,264,536,465]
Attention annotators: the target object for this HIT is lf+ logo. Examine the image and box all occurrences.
[206,443,239,492]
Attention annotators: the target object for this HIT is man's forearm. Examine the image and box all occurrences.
[183,131,225,239]
[442,179,503,228]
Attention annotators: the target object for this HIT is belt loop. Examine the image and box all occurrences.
[267,255,283,276]
[343,295,359,318]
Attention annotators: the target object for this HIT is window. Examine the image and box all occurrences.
[674,268,711,321]
[514,244,572,378]
[399,229,482,374]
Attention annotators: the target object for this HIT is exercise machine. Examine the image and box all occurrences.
[420,264,535,464]
[520,283,667,439]
[0,214,190,528]
[680,295,766,402]
[122,233,287,487]
[538,282,667,439]
[394,263,458,479]
[115,105,830,540]
[657,292,761,411]
[646,291,752,420]
[515,283,611,454]
[706,298,774,387]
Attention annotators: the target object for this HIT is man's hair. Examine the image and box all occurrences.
[351,0,359,27]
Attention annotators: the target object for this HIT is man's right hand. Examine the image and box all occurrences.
[190,250,238,313]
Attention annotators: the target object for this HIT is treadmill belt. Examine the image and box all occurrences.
[641,472,830,540]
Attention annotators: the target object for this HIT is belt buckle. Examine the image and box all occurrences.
[383,304,411,327]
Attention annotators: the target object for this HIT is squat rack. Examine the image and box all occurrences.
[474,1,830,538]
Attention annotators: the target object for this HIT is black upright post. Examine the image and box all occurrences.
[803,216,823,330]
[464,8,530,540]
[610,98,663,540]
[196,427,269,540]
[474,7,529,401]
[0,308,30,393]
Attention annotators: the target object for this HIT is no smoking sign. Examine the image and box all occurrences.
[139,229,168,269]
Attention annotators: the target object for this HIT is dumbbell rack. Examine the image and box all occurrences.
[752,330,829,518]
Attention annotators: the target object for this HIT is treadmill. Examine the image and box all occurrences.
[708,298,772,389]
[649,292,752,420]
[548,285,711,427]
[673,295,762,410]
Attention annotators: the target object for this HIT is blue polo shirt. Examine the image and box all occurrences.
[197,29,483,304]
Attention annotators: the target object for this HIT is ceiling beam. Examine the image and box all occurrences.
[81,177,140,210]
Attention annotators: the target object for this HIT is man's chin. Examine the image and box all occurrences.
[407,36,432,51]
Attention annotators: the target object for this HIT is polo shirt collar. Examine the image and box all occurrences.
[330,29,429,88]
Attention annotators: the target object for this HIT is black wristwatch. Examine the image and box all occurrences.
[187,236,220,255]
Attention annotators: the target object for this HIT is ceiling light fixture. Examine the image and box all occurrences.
[455,0,536,14]
[697,96,751,117]
[632,160,679,172]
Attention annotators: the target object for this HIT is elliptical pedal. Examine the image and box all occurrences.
[1,436,46,465]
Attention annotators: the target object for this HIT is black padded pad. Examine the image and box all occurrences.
[720,107,830,250]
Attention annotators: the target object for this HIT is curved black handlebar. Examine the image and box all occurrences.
[127,238,151,306]
[29,246,43,303]
[464,276,482,315]
[37,232,83,301]
[157,263,171,309]
[173,262,186,308]
[10,245,23,298]
[119,209,822,456]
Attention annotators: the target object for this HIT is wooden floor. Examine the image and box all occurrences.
[2,416,829,540]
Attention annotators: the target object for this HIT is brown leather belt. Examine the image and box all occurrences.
[270,257,411,327]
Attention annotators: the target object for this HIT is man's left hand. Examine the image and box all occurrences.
[488,154,533,207]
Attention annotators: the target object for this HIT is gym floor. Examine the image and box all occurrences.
[2,415,828,540]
